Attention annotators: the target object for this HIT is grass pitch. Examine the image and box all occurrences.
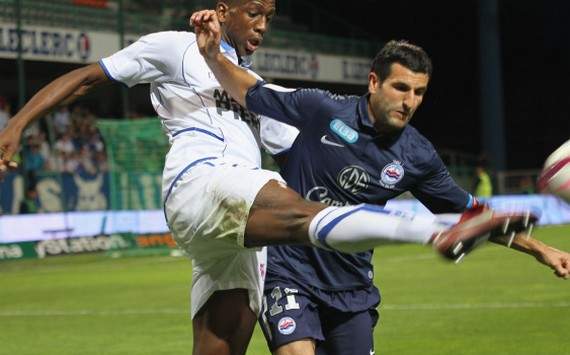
[1,226,569,354]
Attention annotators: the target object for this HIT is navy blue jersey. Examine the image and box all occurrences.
[246,82,474,290]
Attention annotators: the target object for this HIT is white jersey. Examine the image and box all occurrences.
[99,31,298,198]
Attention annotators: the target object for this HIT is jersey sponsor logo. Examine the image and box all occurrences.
[305,186,351,206]
[330,119,358,144]
[277,316,297,335]
[337,165,370,194]
[213,89,260,131]
[320,135,345,148]
[380,161,405,189]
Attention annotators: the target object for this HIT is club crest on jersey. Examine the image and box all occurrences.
[277,317,297,335]
[330,119,358,144]
[380,161,404,189]
[337,165,370,194]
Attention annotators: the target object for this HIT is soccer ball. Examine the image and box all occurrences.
[537,139,570,202]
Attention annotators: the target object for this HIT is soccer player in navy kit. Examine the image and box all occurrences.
[193,13,570,354]
[254,41,570,355]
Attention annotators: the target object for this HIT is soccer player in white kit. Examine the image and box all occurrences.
[0,1,540,354]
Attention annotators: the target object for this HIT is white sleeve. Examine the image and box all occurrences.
[99,31,194,87]
[259,116,299,155]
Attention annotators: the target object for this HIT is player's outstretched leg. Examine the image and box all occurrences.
[431,205,538,262]
[246,182,538,260]
[245,181,441,249]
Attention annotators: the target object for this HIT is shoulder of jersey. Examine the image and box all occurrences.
[403,125,437,158]
[143,30,196,42]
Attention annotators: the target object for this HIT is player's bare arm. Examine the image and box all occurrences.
[192,10,257,107]
[491,233,570,279]
[0,63,109,174]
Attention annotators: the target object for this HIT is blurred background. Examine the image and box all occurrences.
[0,2,569,354]
[0,0,568,245]
[1,0,569,218]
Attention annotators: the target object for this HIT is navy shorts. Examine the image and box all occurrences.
[259,279,380,355]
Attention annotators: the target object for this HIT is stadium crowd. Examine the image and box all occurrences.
[0,96,107,201]
[3,98,106,177]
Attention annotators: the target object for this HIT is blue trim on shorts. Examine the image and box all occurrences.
[163,156,218,223]
[317,204,389,249]
[172,127,225,142]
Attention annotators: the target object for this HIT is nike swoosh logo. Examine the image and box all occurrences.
[320,135,345,147]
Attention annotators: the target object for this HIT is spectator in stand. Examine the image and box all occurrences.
[21,135,45,186]
[77,145,97,175]
[54,128,77,173]
[0,97,11,130]
[19,185,40,214]
[87,128,105,154]
[94,150,108,173]
[52,106,72,136]
[473,155,493,198]
[35,132,53,171]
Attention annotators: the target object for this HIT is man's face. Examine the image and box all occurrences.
[368,63,429,134]
[218,0,276,56]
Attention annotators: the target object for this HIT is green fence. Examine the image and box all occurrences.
[97,118,168,210]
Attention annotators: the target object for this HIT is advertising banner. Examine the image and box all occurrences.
[0,232,178,261]
[0,21,370,84]
[0,171,163,215]
[0,241,37,261]
[0,210,168,244]
[0,21,139,63]
[251,48,370,85]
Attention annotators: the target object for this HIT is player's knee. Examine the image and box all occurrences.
[246,181,324,246]
[245,201,322,247]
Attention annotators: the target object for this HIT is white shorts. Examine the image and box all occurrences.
[163,159,285,318]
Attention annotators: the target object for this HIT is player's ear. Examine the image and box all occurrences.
[368,72,380,94]
[216,2,230,23]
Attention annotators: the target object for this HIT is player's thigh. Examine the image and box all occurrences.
[193,289,258,355]
[165,163,271,317]
[245,179,325,247]
[165,163,283,251]
[319,308,379,355]
[259,282,325,353]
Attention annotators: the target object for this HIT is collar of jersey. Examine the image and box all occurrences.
[219,39,251,68]
[220,39,234,54]
[357,94,375,131]
[358,93,407,143]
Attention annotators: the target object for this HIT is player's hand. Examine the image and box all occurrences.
[0,124,21,179]
[190,10,222,61]
[535,246,570,279]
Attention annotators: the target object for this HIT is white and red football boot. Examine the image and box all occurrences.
[431,205,538,262]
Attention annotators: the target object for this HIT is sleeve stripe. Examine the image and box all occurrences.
[98,59,129,88]
[262,83,296,93]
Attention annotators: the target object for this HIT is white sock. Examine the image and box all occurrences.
[308,204,448,253]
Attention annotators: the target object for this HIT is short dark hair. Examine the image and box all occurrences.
[371,40,433,81]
